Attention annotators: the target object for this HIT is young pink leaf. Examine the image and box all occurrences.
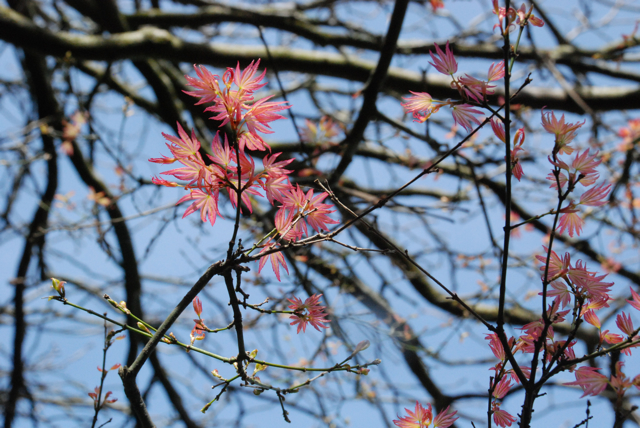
[429,42,458,76]
[564,366,609,398]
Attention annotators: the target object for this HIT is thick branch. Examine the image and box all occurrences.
[329,0,409,183]
[5,52,59,428]
[0,6,637,112]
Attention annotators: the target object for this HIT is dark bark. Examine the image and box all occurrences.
[5,3,60,426]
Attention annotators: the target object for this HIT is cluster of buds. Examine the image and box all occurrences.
[150,60,338,280]
[190,296,207,346]
[105,295,131,315]
[60,111,88,156]
[492,1,544,35]
[50,278,66,299]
